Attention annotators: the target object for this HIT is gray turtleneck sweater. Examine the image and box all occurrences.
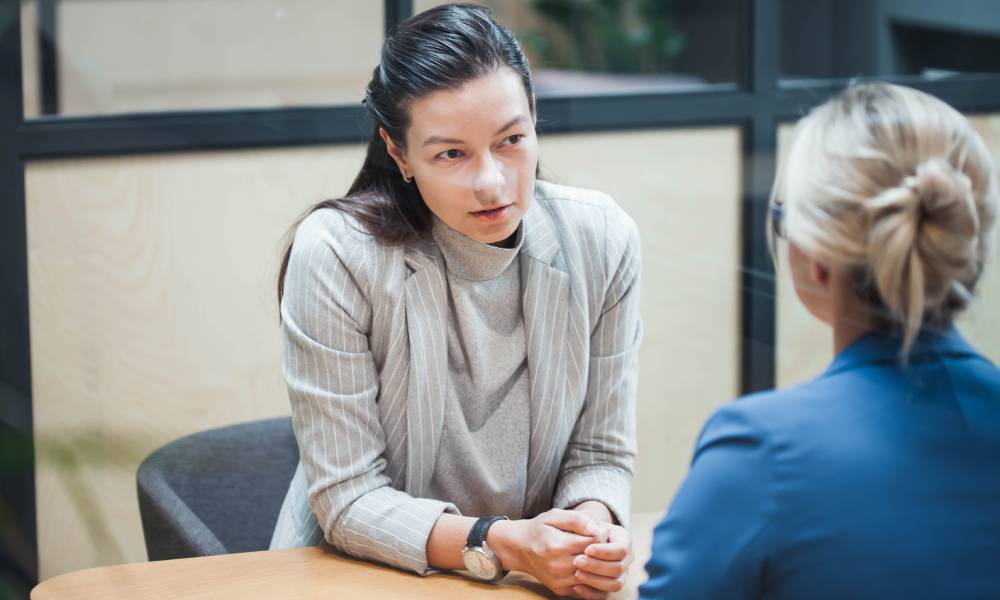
[425,217,531,519]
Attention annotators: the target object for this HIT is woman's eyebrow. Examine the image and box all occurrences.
[421,115,529,147]
[495,114,529,134]
[422,134,465,147]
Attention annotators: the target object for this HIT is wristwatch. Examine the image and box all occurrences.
[462,516,509,581]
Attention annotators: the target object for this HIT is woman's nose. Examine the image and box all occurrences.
[473,153,506,192]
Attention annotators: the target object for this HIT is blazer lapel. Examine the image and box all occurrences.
[398,197,574,509]
[519,200,572,514]
[401,244,449,498]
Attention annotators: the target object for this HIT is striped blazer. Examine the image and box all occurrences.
[269,181,642,574]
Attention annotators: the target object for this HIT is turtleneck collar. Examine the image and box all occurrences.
[431,216,523,282]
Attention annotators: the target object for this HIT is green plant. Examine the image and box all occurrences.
[527,0,687,73]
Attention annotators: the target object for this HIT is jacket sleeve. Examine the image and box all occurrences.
[281,211,457,575]
[639,403,775,599]
[553,205,642,528]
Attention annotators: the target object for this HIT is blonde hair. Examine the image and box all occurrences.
[774,82,999,357]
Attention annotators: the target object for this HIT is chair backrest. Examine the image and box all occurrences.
[137,417,299,560]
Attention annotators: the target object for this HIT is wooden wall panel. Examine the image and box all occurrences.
[541,128,742,513]
[28,145,367,578]
[29,127,742,577]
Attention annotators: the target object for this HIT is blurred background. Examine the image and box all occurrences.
[2,0,1000,596]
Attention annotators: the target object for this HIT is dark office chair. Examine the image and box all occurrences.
[136,417,299,560]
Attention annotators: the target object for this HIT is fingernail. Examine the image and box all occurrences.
[574,556,586,567]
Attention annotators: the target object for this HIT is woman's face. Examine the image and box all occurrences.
[383,68,538,245]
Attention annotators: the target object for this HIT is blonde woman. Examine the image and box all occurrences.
[640,83,1000,599]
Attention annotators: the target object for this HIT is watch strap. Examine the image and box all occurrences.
[466,516,508,548]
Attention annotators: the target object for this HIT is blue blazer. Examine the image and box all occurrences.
[640,328,1000,600]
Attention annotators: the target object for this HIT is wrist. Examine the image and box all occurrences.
[573,501,614,525]
[485,518,522,572]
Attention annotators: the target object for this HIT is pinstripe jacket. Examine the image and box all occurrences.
[269,181,642,574]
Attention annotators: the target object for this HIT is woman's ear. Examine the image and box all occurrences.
[810,258,831,289]
[788,242,833,325]
[379,127,411,179]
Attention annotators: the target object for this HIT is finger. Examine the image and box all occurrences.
[572,584,610,600]
[574,569,626,593]
[591,523,612,543]
[595,525,631,553]
[563,534,601,556]
[551,586,577,599]
[608,525,632,545]
[542,509,603,539]
[607,525,631,546]
[548,575,582,596]
[584,542,629,562]
[572,555,626,578]
[545,527,602,555]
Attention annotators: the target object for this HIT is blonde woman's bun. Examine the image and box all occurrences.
[775,82,999,357]
[867,157,982,349]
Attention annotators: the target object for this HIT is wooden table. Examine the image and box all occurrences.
[32,512,664,599]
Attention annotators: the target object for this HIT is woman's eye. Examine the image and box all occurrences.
[436,149,463,160]
[502,134,524,146]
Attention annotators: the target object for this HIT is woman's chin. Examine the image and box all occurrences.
[466,212,521,245]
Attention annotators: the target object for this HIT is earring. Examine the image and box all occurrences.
[402,173,412,184]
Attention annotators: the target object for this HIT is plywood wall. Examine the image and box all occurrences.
[28,145,367,578]
[28,127,742,578]
[539,129,742,512]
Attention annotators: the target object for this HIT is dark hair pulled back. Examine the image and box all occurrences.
[277,3,534,302]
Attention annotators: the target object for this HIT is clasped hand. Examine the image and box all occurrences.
[488,508,633,599]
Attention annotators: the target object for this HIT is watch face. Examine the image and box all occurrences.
[463,548,498,579]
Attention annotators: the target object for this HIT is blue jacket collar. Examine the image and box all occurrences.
[824,326,983,376]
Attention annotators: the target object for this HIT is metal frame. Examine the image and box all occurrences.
[4,0,1000,588]
[38,0,55,114]
[740,0,780,394]
[384,0,412,35]
[1,0,36,593]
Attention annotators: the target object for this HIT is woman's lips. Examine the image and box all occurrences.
[470,204,512,222]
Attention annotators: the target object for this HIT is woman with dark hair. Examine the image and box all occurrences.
[269,5,641,598]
